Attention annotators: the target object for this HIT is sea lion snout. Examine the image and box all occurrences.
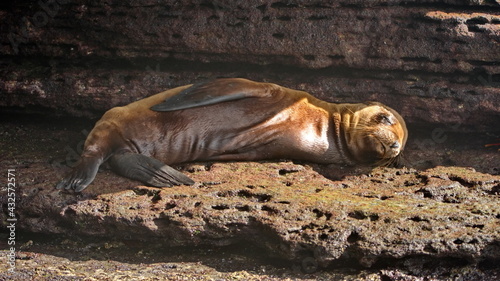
[390,141,400,149]
[382,140,402,159]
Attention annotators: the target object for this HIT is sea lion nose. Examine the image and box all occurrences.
[390,141,400,149]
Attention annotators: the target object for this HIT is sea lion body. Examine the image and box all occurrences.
[97,84,339,164]
[57,78,407,192]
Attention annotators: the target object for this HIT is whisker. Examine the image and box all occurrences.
[398,152,410,168]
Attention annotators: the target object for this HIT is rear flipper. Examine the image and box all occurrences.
[109,152,195,187]
[56,156,101,192]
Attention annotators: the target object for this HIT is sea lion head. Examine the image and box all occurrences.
[346,103,407,165]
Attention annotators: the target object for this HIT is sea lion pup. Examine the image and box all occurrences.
[56,78,407,192]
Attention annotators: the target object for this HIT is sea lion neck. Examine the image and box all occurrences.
[323,102,363,165]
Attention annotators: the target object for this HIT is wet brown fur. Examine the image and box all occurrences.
[59,78,407,191]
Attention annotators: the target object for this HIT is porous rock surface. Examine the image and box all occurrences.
[12,162,500,267]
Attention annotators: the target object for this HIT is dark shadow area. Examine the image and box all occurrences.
[1,230,499,280]
[0,231,293,272]
[403,124,500,175]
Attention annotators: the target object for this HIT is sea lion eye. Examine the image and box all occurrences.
[375,114,394,125]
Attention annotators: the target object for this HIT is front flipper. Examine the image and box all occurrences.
[56,156,101,192]
[150,78,279,112]
[109,153,194,187]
